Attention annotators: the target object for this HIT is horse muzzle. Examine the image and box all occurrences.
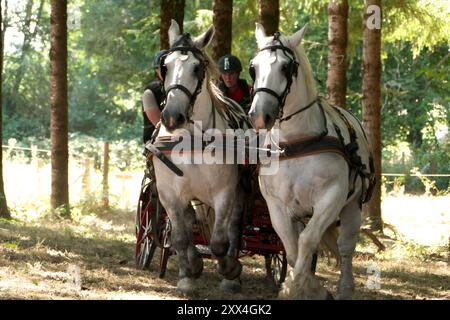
[161,109,186,132]
[249,111,276,131]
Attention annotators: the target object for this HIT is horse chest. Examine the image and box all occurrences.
[260,170,314,211]
[259,158,345,217]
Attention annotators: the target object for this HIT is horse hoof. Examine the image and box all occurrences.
[326,291,335,300]
[223,260,242,280]
[177,278,197,295]
[192,259,204,279]
[220,279,242,293]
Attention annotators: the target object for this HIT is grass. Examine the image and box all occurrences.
[0,194,449,300]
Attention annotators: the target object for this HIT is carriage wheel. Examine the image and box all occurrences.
[136,235,157,270]
[135,175,160,269]
[265,253,287,287]
[311,251,318,274]
[159,247,171,278]
[159,219,172,278]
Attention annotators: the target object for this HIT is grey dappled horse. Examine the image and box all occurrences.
[248,23,374,299]
[153,20,245,294]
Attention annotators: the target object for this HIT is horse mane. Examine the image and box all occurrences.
[292,43,318,99]
[204,54,232,116]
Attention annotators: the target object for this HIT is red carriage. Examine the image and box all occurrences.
[135,166,288,286]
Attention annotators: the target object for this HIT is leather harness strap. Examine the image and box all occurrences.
[278,135,349,163]
[273,98,375,206]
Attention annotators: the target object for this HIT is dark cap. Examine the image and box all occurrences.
[218,54,242,73]
[153,50,168,69]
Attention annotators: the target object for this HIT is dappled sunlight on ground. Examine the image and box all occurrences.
[0,195,448,300]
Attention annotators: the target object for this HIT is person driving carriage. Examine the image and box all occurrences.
[141,49,168,144]
[217,54,252,112]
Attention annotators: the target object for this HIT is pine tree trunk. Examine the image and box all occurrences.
[160,0,173,49]
[362,0,382,232]
[259,0,279,36]
[50,0,69,216]
[160,0,185,49]
[173,0,185,33]
[0,0,11,219]
[212,0,232,62]
[327,0,348,109]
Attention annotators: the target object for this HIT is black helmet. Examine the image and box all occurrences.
[218,54,242,73]
[153,50,168,69]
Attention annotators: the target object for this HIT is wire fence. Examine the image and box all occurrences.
[2,143,450,210]
[2,143,145,211]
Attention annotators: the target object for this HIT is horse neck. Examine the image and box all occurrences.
[274,73,323,142]
[191,81,227,132]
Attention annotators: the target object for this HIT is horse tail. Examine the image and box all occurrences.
[320,223,341,268]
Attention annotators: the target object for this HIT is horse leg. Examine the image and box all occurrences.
[264,200,301,290]
[281,188,345,300]
[210,195,242,283]
[184,206,204,278]
[227,190,244,257]
[337,198,361,300]
[219,194,244,293]
[160,197,197,294]
[266,201,301,268]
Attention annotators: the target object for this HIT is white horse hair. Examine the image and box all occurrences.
[153,20,244,294]
[249,23,374,299]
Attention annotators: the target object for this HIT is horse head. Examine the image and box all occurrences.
[249,23,308,131]
[160,20,215,132]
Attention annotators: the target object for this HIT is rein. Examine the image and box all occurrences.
[273,97,330,160]
[279,97,317,123]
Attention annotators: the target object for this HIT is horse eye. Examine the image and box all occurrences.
[281,64,288,72]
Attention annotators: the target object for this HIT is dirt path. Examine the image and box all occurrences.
[0,205,449,300]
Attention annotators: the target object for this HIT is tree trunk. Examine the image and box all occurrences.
[1,0,8,48]
[173,0,185,33]
[212,0,232,62]
[160,0,173,49]
[327,0,348,109]
[362,0,382,232]
[50,0,69,216]
[0,0,11,219]
[160,0,185,50]
[259,0,279,36]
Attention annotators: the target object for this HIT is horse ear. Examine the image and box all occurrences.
[193,25,215,49]
[288,23,308,48]
[255,23,267,49]
[169,19,181,47]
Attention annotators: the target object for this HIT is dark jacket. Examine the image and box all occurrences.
[142,80,165,143]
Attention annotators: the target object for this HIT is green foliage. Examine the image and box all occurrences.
[1,1,449,195]
[54,204,71,219]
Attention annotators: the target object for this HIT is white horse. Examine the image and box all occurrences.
[152,20,245,294]
[248,23,375,299]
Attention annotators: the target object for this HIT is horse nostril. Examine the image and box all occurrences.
[264,113,272,125]
[176,113,185,125]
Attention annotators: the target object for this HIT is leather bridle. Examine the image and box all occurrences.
[160,35,208,117]
[249,32,300,120]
